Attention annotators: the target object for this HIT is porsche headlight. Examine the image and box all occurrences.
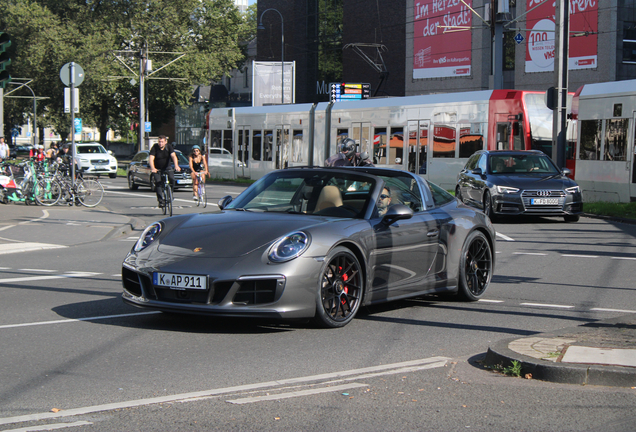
[268,231,311,263]
[565,185,581,194]
[134,222,162,252]
[496,185,519,194]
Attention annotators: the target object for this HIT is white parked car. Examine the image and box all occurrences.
[74,143,119,178]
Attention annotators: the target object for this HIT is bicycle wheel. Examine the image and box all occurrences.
[34,178,62,206]
[201,181,207,208]
[76,179,104,207]
[166,185,173,217]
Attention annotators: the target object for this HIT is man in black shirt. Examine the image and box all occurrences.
[149,135,181,207]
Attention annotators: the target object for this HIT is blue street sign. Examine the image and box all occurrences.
[74,118,82,133]
[145,122,151,133]
[514,33,524,45]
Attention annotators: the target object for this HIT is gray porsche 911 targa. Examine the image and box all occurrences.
[122,167,496,328]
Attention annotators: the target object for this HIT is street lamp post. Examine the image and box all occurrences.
[258,8,285,105]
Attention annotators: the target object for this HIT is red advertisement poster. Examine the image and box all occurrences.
[525,0,598,73]
[413,0,472,79]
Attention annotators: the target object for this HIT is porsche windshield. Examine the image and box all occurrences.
[227,171,377,218]
[489,154,559,175]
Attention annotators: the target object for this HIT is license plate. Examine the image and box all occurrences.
[177,179,192,184]
[153,272,207,290]
[531,198,558,205]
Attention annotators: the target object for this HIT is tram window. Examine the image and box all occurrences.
[566,120,577,160]
[374,128,387,165]
[209,130,222,150]
[512,122,524,150]
[390,128,404,164]
[496,123,509,150]
[458,124,484,158]
[433,125,456,158]
[252,132,262,161]
[579,120,602,160]
[222,130,233,156]
[604,119,628,161]
[264,130,273,162]
[337,129,348,143]
[292,130,303,163]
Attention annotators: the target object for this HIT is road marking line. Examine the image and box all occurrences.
[562,254,598,258]
[105,189,219,207]
[0,356,449,426]
[4,420,93,431]
[227,383,368,405]
[0,311,161,330]
[18,268,57,273]
[18,210,50,225]
[520,303,574,309]
[513,252,547,256]
[0,272,101,284]
[0,243,67,255]
[611,257,636,260]
[0,225,16,232]
[478,299,504,303]
[496,232,515,241]
[591,308,636,314]
[0,267,11,270]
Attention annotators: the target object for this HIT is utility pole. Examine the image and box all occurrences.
[111,45,186,151]
[552,0,569,169]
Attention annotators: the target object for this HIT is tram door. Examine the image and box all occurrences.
[407,120,429,177]
[275,125,291,169]
[236,126,250,178]
[494,114,525,151]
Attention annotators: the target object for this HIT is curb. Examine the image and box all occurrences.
[483,339,636,387]
[103,216,146,241]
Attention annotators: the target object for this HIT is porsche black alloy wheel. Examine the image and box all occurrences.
[458,231,492,301]
[315,246,363,328]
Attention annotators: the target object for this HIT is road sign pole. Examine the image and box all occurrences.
[70,62,76,203]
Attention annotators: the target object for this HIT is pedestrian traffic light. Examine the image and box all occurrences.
[0,32,11,89]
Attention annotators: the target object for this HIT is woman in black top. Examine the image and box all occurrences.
[188,145,209,200]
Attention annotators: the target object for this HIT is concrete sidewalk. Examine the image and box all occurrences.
[0,203,141,253]
[483,315,636,387]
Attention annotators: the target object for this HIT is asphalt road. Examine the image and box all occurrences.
[0,177,635,431]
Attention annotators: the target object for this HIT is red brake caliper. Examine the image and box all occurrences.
[341,269,348,305]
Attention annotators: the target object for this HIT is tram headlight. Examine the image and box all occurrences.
[565,186,580,194]
[496,186,519,194]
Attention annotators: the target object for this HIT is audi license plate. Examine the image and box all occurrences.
[531,198,558,205]
[153,272,207,290]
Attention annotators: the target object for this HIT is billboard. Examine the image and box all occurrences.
[252,61,296,106]
[525,0,598,73]
[413,0,472,79]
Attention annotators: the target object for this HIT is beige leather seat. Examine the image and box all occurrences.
[314,185,343,211]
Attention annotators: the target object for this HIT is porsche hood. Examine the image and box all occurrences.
[156,211,334,258]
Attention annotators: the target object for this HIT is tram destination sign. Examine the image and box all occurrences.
[329,82,371,103]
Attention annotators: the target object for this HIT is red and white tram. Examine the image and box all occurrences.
[205,89,558,190]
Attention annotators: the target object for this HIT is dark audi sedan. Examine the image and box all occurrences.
[455,150,583,222]
[127,149,192,191]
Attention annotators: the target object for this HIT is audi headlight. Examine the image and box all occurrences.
[496,186,519,194]
[268,231,311,263]
[565,185,581,194]
[134,222,162,252]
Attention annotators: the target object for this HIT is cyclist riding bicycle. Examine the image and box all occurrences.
[188,145,209,201]
[149,135,181,207]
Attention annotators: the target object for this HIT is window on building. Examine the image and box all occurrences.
[623,22,636,63]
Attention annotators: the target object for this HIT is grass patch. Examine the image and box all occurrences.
[583,201,636,220]
[207,177,255,185]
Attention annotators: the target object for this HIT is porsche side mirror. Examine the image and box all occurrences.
[381,204,413,226]
[218,195,233,210]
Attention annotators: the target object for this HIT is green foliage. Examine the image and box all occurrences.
[0,0,248,142]
[582,201,636,220]
[502,360,522,377]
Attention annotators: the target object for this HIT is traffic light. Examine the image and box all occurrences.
[0,32,11,89]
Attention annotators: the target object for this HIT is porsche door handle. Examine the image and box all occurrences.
[427,230,439,238]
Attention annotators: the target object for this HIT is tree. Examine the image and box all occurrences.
[0,0,247,144]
